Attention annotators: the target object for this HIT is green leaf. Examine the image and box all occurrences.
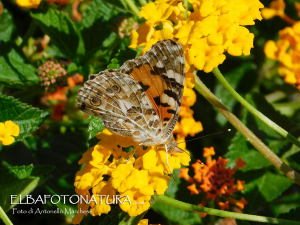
[0,94,50,141]
[30,9,81,60]
[243,172,293,212]
[0,8,16,42]
[0,165,55,212]
[79,0,125,63]
[214,63,256,126]
[271,193,300,216]
[88,116,104,147]
[225,93,291,171]
[0,42,39,88]
[278,207,300,221]
[107,47,140,69]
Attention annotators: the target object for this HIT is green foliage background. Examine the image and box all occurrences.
[0,0,300,224]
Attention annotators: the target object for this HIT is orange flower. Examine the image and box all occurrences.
[179,147,247,217]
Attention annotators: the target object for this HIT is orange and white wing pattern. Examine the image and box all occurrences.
[77,39,185,146]
[119,39,185,143]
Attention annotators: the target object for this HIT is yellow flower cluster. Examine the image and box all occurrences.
[263,0,300,90]
[16,0,75,8]
[72,129,190,224]
[0,121,20,146]
[130,0,264,73]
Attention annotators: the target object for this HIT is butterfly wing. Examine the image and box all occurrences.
[77,70,161,143]
[119,39,185,142]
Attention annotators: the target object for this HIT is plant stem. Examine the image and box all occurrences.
[0,206,12,225]
[138,0,147,6]
[194,73,300,185]
[124,0,141,18]
[183,0,188,19]
[212,67,300,149]
[158,195,300,225]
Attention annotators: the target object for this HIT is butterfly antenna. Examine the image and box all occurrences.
[177,129,231,145]
[176,129,231,165]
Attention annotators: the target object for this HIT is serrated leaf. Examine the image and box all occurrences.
[0,94,50,141]
[79,0,125,63]
[271,193,300,216]
[278,207,300,221]
[0,165,55,212]
[225,93,290,171]
[0,8,16,42]
[0,42,39,88]
[31,9,81,60]
[244,172,293,212]
[214,63,256,126]
[107,47,140,69]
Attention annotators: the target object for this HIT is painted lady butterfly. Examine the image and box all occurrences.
[77,39,185,173]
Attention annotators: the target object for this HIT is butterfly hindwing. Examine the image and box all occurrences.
[78,71,161,142]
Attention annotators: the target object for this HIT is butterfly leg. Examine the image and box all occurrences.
[165,145,175,181]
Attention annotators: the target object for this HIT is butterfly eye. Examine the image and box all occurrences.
[90,97,101,106]
[112,84,121,93]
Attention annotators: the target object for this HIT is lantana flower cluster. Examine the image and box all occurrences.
[263,0,300,90]
[0,121,20,146]
[114,17,139,38]
[72,129,190,224]
[179,146,247,217]
[38,61,67,92]
[130,0,264,73]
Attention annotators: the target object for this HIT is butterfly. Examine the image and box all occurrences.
[77,39,185,174]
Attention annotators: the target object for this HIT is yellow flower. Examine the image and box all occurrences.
[130,23,155,49]
[264,21,300,88]
[225,25,255,56]
[90,181,116,216]
[138,219,149,225]
[175,21,203,45]
[142,29,174,55]
[261,0,285,20]
[187,38,226,73]
[140,2,173,26]
[119,189,151,216]
[16,0,41,9]
[0,121,20,146]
